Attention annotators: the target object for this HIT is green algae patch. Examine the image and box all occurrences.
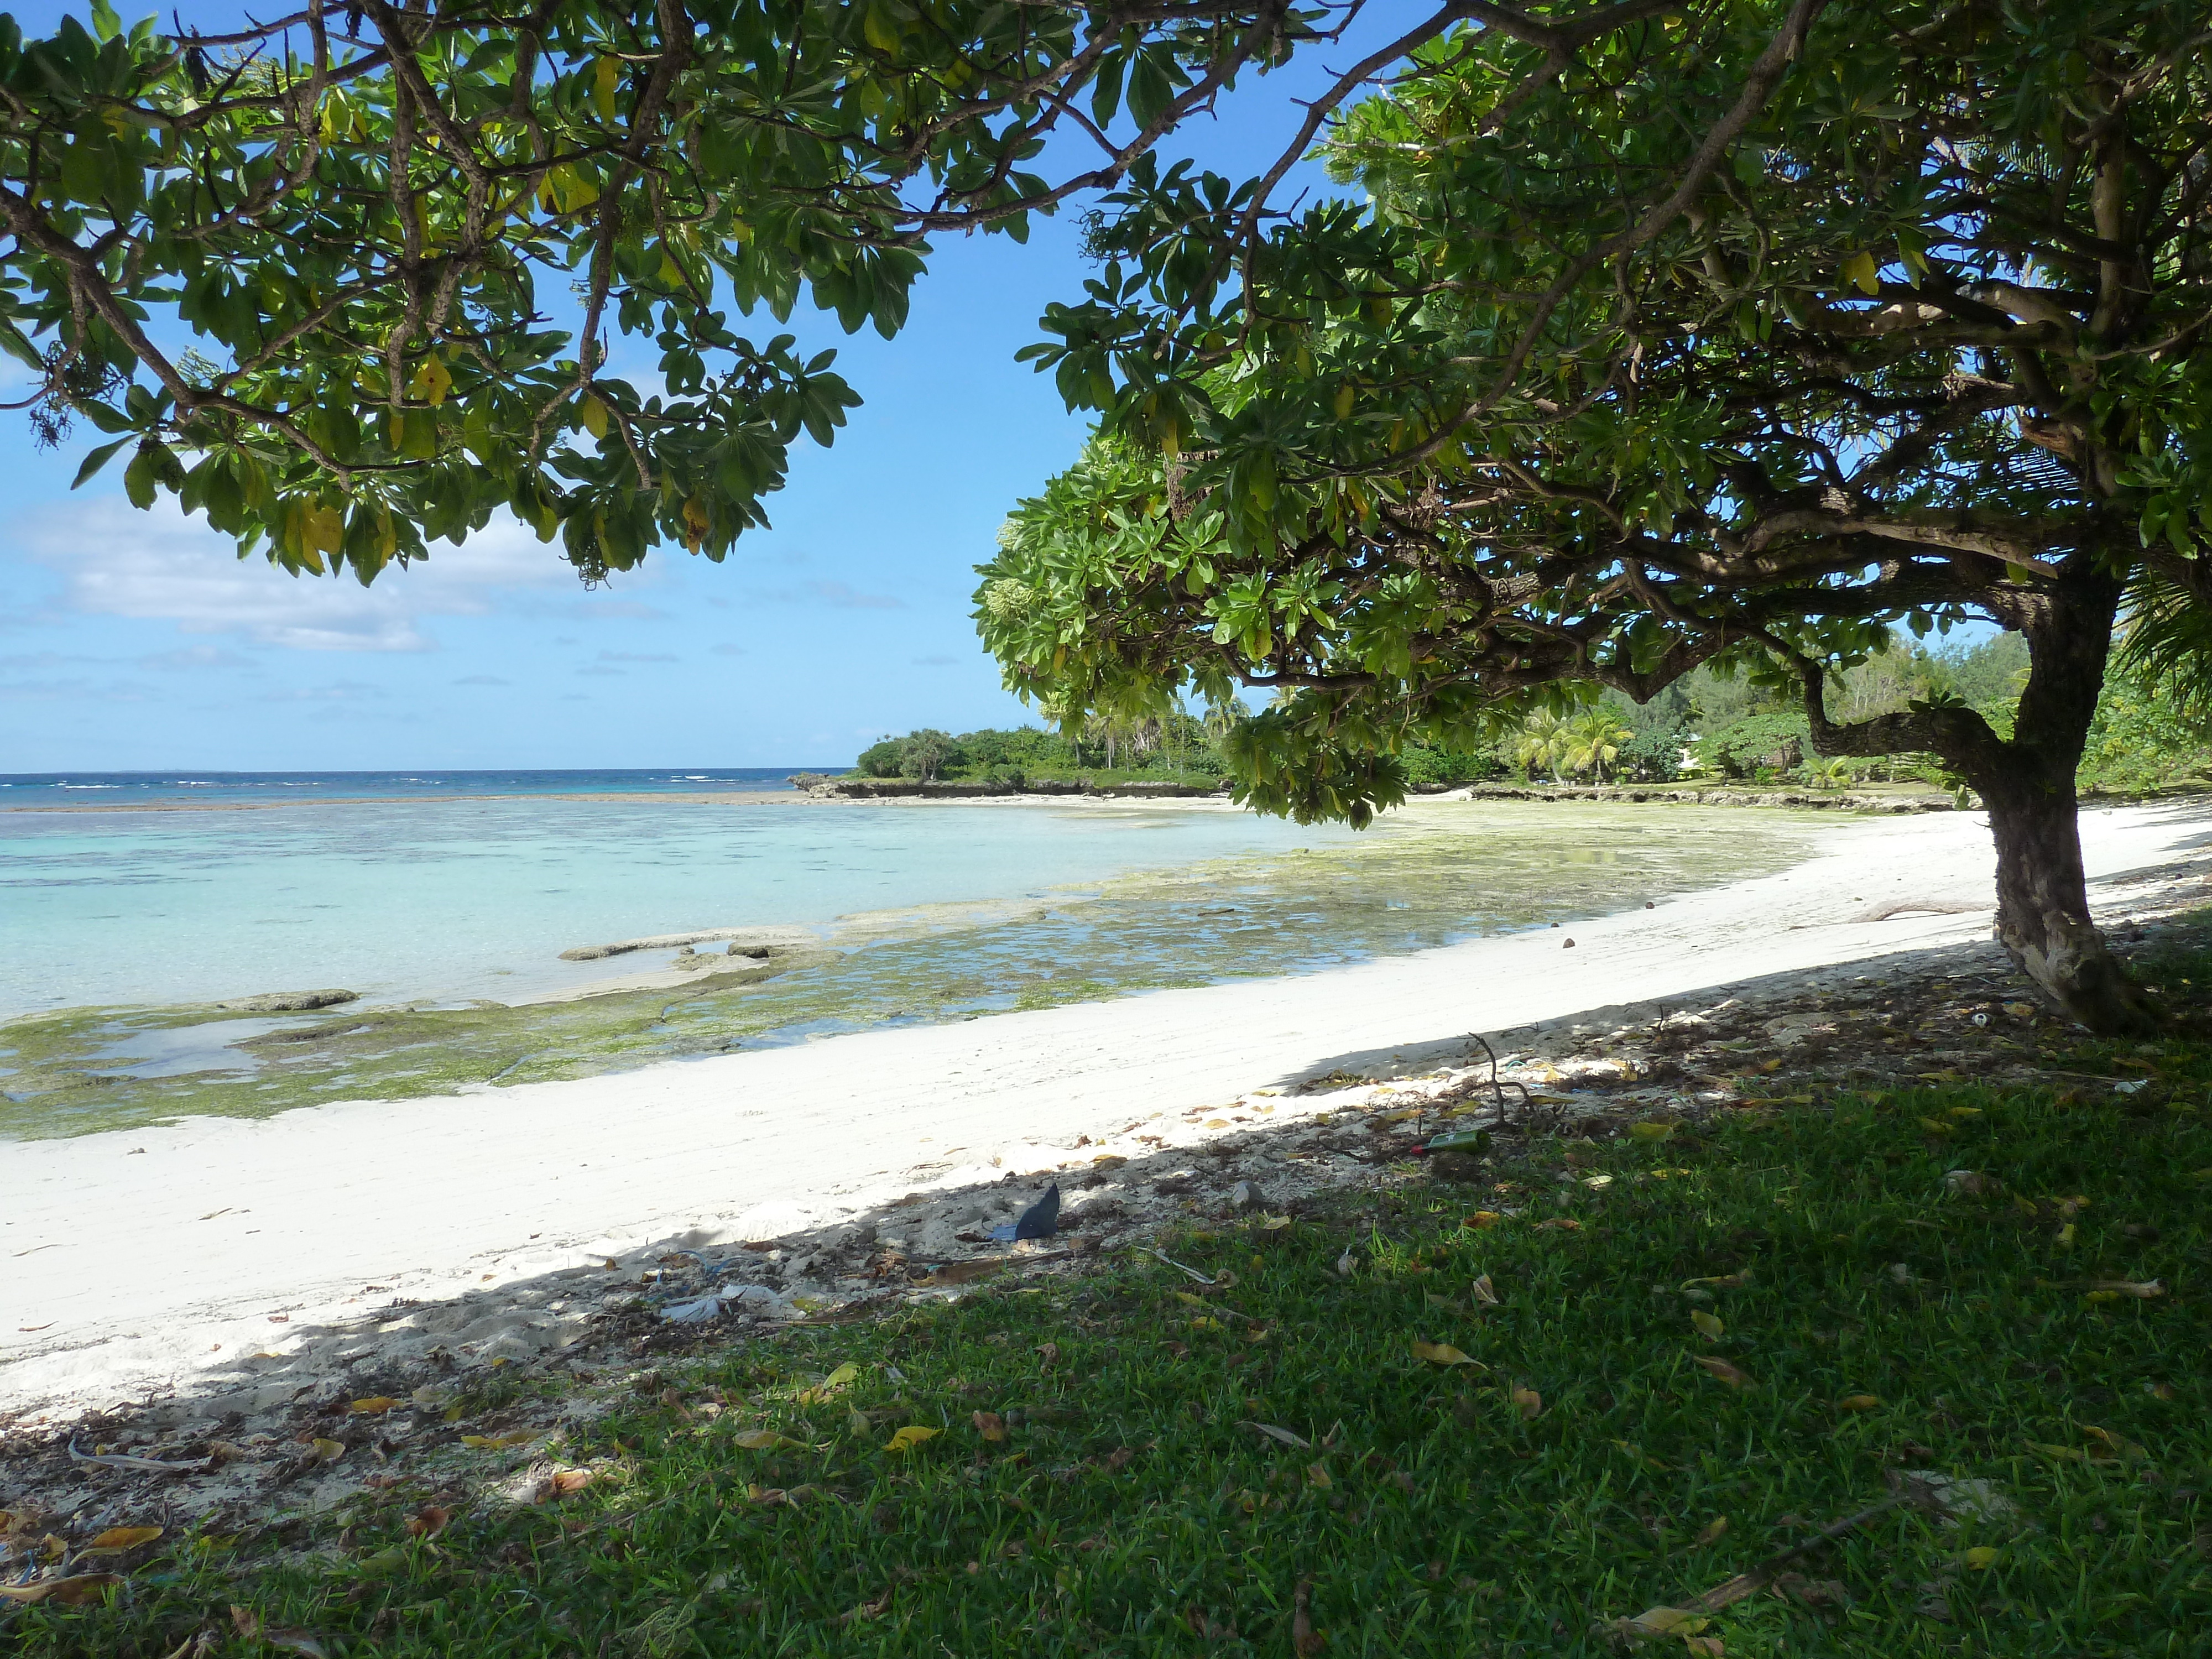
[0,802,1818,1140]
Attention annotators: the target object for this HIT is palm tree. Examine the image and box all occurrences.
[1512,709,1573,782]
[1563,708,1632,783]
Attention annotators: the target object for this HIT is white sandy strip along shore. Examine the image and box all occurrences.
[4,801,2206,1422]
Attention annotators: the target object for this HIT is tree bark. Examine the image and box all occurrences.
[1801,565,2161,1034]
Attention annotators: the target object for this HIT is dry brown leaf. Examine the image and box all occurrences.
[1292,1579,1326,1656]
[1837,1394,1880,1412]
[82,1525,164,1554]
[1244,1421,1312,1449]
[836,1586,894,1626]
[972,1411,1008,1443]
[1692,1517,1728,1548]
[458,1431,533,1451]
[1463,1211,1502,1229]
[1692,1356,1750,1389]
[534,1468,594,1502]
[404,1504,451,1539]
[0,1573,121,1606]
[1411,1340,1483,1368]
[924,1259,1004,1287]
[1510,1386,1543,1421]
[1471,1275,1499,1306]
[1305,1462,1333,1489]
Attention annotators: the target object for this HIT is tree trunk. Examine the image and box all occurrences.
[1964,570,2162,1034]
[1977,770,2159,1032]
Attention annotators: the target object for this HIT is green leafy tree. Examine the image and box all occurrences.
[0,0,1323,581]
[897,728,956,783]
[1564,707,1630,783]
[977,0,2212,1032]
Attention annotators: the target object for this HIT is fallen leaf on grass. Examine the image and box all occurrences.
[1614,1605,1711,1640]
[1471,1275,1499,1306]
[1412,1340,1483,1368]
[2082,1425,2145,1459]
[2084,1279,2164,1300]
[1682,1271,1751,1290]
[1463,1212,1502,1229]
[732,1430,810,1452]
[404,1504,450,1538]
[229,1608,336,1657]
[1692,1357,1750,1389]
[1772,1573,1850,1608]
[1536,1217,1583,1232]
[1510,1386,1543,1421]
[1305,1463,1333,1489]
[885,1426,940,1453]
[1629,1122,1675,1142]
[1693,1517,1728,1548]
[1691,1310,1724,1340]
[1292,1579,1326,1656]
[1259,1215,1295,1232]
[836,1586,894,1626]
[458,1431,533,1451]
[81,1525,164,1554]
[1244,1421,1312,1449]
[2025,1441,2086,1462]
[533,1469,594,1503]
[972,1411,1008,1443]
[0,1574,121,1606]
[1963,1547,2000,1569]
[348,1396,399,1416]
[1837,1395,1880,1412]
[309,1437,346,1463]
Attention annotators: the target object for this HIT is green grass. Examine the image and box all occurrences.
[13,969,2212,1657]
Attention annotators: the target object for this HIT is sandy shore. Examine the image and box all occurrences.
[4,800,2206,1424]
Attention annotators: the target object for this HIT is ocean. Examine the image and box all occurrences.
[0,772,1811,1138]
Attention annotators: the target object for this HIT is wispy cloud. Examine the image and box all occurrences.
[745,578,904,611]
[598,650,677,664]
[453,674,510,686]
[709,642,745,656]
[25,501,575,651]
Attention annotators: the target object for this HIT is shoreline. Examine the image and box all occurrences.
[2,800,2205,1424]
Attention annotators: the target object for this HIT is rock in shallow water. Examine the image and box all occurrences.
[216,989,359,1013]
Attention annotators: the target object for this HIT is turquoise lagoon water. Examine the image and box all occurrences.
[0,789,1370,1018]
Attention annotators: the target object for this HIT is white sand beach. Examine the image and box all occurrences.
[4,800,2206,1425]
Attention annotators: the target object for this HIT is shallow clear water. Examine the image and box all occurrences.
[0,796,1366,1016]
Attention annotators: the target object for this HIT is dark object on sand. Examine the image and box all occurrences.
[992,1183,1061,1242]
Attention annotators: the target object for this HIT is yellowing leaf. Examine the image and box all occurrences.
[1842,249,1880,295]
[349,1396,399,1416]
[972,1411,1007,1443]
[459,1431,533,1451]
[1963,1546,2000,1569]
[885,1426,940,1453]
[1510,1386,1543,1420]
[579,394,609,439]
[1411,1340,1483,1368]
[407,356,452,407]
[1471,1274,1499,1306]
[309,1437,346,1462]
[593,55,618,121]
[2082,1425,2143,1459]
[732,1430,807,1452]
[1305,1462,1333,1489]
[2026,1440,2086,1462]
[1693,1516,1728,1547]
[1692,1355,1750,1389]
[1622,1606,1707,1637]
[1629,1122,1674,1142]
[1691,1310,1724,1339]
[1259,1214,1294,1232]
[83,1526,163,1553]
[1463,1211,1502,1229]
[1837,1394,1880,1412]
[0,1574,121,1605]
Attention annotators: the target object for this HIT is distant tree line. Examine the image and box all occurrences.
[860,635,2211,796]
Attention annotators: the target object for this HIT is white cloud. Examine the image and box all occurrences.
[26,500,578,651]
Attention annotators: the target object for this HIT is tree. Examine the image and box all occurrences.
[977,0,2212,1032]
[1564,707,1630,784]
[898,728,955,783]
[0,0,1333,581]
[1510,708,1571,783]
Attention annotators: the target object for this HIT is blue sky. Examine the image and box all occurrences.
[0,6,1404,772]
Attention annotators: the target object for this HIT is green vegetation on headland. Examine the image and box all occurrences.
[857,637,2212,799]
[14,930,2208,1658]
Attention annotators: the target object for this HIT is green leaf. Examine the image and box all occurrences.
[71,436,129,488]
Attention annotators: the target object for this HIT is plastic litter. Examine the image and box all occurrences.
[659,1284,785,1323]
[989,1183,1061,1242]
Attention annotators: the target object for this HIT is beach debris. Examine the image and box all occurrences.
[1563,938,1577,949]
[67,1441,213,1474]
[990,1183,1061,1242]
[80,1526,164,1556]
[659,1283,785,1323]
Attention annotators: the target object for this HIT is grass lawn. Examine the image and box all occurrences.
[8,946,2210,1658]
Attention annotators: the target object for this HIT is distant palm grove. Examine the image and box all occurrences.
[861,633,2210,796]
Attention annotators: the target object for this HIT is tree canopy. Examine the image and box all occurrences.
[975,0,2212,1029]
[0,0,1337,580]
